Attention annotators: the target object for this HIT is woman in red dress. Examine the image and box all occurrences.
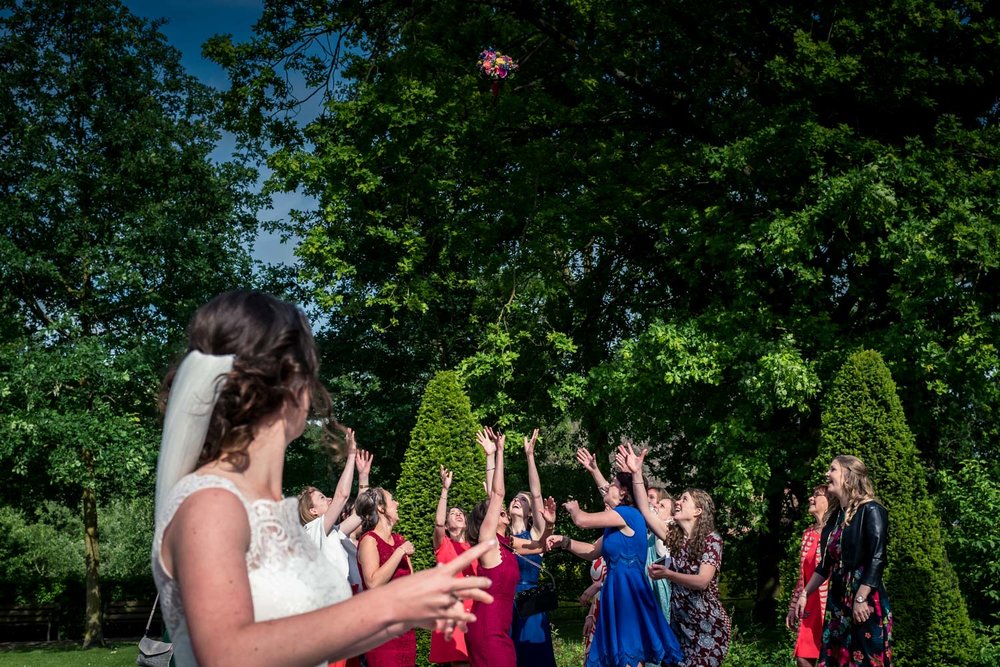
[786,485,832,667]
[431,465,475,666]
[357,487,417,666]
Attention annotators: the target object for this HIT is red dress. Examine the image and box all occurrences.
[465,534,519,667]
[359,530,417,667]
[790,525,829,660]
[430,537,477,663]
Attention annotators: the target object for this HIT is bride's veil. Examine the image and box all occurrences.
[155,350,235,520]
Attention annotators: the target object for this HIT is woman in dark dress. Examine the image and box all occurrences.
[357,487,417,667]
[797,455,893,667]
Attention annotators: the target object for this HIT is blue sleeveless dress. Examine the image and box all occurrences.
[511,529,557,667]
[586,506,684,667]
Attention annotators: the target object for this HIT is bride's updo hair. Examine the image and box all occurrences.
[159,290,333,471]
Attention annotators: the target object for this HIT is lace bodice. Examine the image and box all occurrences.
[152,474,350,666]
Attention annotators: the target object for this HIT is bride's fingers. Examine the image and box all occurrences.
[451,582,494,605]
[441,539,495,576]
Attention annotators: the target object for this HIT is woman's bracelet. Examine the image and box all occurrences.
[486,466,495,472]
[561,536,571,550]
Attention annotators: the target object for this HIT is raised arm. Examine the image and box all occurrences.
[576,446,611,497]
[477,431,506,569]
[433,466,453,550]
[476,427,497,496]
[545,533,604,562]
[563,499,626,531]
[322,429,359,534]
[523,428,547,539]
[615,443,667,541]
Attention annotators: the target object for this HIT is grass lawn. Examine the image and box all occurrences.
[0,641,139,667]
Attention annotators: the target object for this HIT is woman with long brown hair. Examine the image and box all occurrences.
[152,291,494,666]
[796,455,893,666]
[618,444,730,667]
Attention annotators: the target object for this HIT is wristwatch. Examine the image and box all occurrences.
[854,594,867,604]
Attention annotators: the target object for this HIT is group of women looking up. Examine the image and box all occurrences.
[151,290,893,667]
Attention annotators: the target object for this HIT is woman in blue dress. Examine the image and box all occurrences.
[548,470,684,667]
[507,428,557,667]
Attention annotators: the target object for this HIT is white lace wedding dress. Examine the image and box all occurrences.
[153,474,352,666]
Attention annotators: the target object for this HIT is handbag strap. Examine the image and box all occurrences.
[499,539,554,584]
[144,593,160,636]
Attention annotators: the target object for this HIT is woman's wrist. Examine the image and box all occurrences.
[561,535,571,550]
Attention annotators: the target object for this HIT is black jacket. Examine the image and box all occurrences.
[815,500,888,590]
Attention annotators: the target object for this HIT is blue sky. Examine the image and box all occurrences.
[121,0,304,267]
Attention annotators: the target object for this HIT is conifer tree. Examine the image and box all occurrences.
[395,371,484,571]
[816,350,974,665]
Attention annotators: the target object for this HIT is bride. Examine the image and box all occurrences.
[152,290,493,666]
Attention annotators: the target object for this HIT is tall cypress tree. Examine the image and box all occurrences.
[816,350,974,665]
[395,371,484,572]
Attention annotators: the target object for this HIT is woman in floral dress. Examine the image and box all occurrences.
[619,445,730,667]
[796,456,893,667]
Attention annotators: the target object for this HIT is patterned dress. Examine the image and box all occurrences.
[359,530,417,667]
[669,532,731,667]
[819,522,893,667]
[789,525,829,660]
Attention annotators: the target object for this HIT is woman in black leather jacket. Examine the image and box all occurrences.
[796,455,893,666]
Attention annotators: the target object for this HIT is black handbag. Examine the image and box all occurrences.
[136,594,173,667]
[513,570,558,619]
[503,542,559,618]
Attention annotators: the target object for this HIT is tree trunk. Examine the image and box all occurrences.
[82,483,104,647]
[752,486,785,623]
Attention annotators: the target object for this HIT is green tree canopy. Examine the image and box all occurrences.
[210,0,1000,616]
[0,0,259,644]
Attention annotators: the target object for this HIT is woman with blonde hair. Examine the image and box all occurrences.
[796,455,892,666]
[618,444,730,667]
[152,290,494,667]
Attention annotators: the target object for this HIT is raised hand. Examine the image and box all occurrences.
[563,499,581,517]
[345,427,357,453]
[356,448,373,475]
[523,428,539,456]
[439,465,453,489]
[540,496,557,526]
[615,442,646,475]
[476,428,497,456]
[495,431,506,452]
[575,447,598,473]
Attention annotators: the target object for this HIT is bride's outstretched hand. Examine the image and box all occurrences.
[386,539,496,639]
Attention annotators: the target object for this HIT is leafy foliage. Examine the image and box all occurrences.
[210,0,1000,614]
[816,350,975,666]
[394,371,484,571]
[0,0,259,642]
[936,458,1000,627]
